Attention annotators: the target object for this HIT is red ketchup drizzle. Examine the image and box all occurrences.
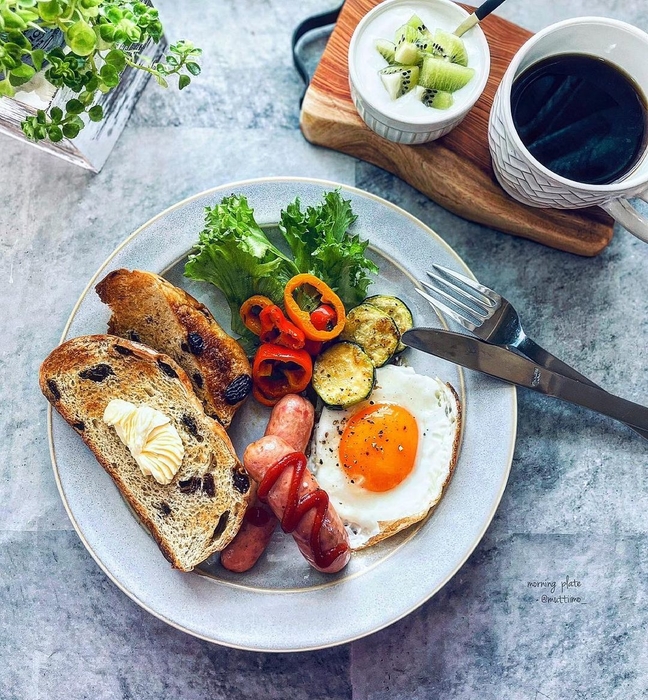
[257,451,349,570]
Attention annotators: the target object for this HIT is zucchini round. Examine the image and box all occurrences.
[339,303,400,367]
[365,295,413,353]
[312,342,375,408]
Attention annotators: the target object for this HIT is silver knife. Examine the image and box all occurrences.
[402,328,648,432]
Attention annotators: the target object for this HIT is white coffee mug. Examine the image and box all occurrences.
[488,17,648,243]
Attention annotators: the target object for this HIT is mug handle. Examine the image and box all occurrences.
[600,189,648,243]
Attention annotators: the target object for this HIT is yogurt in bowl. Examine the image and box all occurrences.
[348,0,491,144]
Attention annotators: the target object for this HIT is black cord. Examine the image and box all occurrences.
[291,2,345,108]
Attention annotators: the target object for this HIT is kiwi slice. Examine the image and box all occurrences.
[394,23,418,46]
[420,56,474,92]
[394,41,420,65]
[416,86,454,110]
[375,39,396,64]
[406,14,429,34]
[415,34,433,53]
[431,28,469,66]
[379,65,420,99]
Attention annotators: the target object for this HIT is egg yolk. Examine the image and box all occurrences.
[339,403,419,492]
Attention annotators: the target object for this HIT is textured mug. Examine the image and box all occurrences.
[488,17,648,243]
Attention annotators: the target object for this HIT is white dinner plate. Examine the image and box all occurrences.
[48,177,516,651]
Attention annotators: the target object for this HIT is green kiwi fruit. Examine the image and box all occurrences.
[375,38,396,64]
[416,86,454,109]
[420,56,474,92]
[414,35,433,53]
[430,28,469,66]
[406,14,428,34]
[377,15,471,101]
[394,41,420,65]
[400,14,431,53]
[379,65,420,99]
[394,23,418,46]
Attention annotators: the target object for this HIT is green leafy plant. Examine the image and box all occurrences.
[0,0,201,142]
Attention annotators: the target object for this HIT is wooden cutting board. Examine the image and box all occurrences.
[299,0,615,256]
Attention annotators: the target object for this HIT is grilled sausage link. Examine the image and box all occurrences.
[243,434,350,574]
[220,395,314,572]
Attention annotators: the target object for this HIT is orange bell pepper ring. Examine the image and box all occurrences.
[239,295,274,336]
[283,274,346,342]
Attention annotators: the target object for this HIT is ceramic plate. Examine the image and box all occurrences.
[48,177,516,651]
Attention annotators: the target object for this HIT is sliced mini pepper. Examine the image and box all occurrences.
[252,343,313,406]
[310,304,338,332]
[284,274,346,342]
[240,295,274,336]
[259,304,305,349]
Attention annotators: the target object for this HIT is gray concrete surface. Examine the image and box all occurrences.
[1,1,647,698]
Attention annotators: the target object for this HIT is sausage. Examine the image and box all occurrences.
[220,395,315,573]
[264,394,315,449]
[219,481,277,573]
[244,435,350,574]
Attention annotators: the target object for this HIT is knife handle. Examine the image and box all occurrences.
[517,336,648,441]
[403,328,648,434]
[537,367,648,432]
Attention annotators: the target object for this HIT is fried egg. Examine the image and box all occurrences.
[310,364,461,549]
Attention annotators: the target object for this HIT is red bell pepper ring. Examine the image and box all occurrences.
[252,343,313,406]
[259,305,305,349]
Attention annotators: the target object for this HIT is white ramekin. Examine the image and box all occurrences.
[348,0,491,144]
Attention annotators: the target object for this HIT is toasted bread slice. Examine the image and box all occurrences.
[95,269,251,427]
[40,335,252,571]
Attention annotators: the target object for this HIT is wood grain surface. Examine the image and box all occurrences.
[300,0,615,256]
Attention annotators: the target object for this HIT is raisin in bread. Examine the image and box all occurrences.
[95,269,251,427]
[40,335,252,572]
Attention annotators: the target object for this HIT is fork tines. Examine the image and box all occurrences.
[415,264,501,332]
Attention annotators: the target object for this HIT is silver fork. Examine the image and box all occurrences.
[416,263,648,441]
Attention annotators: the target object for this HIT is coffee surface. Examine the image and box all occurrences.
[511,54,647,185]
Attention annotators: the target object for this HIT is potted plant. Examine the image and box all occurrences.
[0,0,201,171]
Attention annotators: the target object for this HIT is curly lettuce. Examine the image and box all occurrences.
[184,190,378,346]
[184,195,298,339]
[279,190,378,309]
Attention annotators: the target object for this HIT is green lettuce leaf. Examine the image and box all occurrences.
[184,191,379,348]
[184,194,298,338]
[278,190,378,309]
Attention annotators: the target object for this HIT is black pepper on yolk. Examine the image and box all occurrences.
[339,403,419,492]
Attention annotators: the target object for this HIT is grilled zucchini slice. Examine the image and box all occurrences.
[339,303,400,367]
[312,342,375,408]
[365,295,413,353]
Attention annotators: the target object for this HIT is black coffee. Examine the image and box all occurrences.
[510,53,647,185]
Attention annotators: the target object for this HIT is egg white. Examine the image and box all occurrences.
[310,364,461,549]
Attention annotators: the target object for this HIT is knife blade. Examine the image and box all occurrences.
[402,328,648,432]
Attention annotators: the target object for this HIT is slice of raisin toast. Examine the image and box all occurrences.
[40,335,252,572]
[95,269,251,428]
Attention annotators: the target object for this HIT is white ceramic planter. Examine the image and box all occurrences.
[0,28,165,172]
